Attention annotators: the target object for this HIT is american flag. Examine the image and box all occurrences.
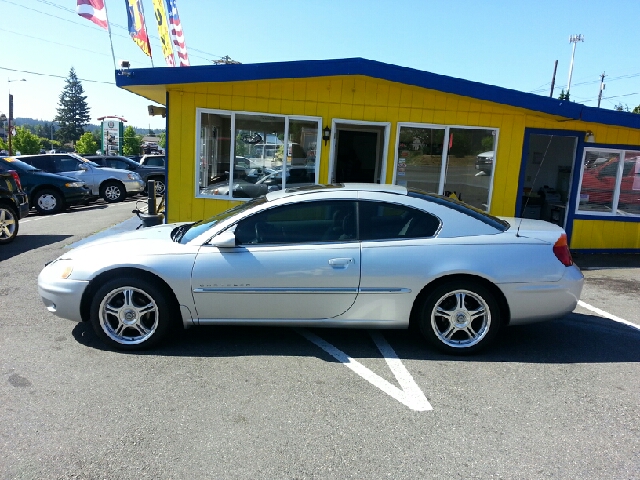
[76,0,108,30]
[167,0,190,67]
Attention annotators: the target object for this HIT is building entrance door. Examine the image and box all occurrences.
[332,124,386,184]
[518,132,578,228]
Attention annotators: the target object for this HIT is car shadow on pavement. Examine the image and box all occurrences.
[0,234,73,261]
[71,311,640,364]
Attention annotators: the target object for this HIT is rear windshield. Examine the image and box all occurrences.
[0,158,39,171]
[408,189,510,231]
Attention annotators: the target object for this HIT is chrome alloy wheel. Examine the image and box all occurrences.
[0,207,17,240]
[104,185,122,201]
[431,289,491,348]
[98,286,159,345]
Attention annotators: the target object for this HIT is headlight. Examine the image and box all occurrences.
[65,182,85,188]
[128,173,142,180]
[47,259,74,279]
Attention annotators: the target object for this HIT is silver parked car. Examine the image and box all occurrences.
[18,153,145,202]
[38,184,583,354]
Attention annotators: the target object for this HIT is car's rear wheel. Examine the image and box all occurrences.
[418,280,501,355]
[101,181,126,203]
[0,205,18,244]
[34,189,64,215]
[89,277,173,350]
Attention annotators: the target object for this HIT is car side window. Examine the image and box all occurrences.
[56,156,82,172]
[359,200,440,241]
[27,156,53,171]
[235,200,357,245]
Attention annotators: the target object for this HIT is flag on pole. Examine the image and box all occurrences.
[166,0,190,67]
[125,0,152,57]
[151,0,175,66]
[77,0,108,30]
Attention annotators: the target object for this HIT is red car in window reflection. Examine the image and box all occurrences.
[580,158,640,208]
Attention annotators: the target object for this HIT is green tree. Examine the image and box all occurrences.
[122,125,142,155]
[558,89,570,101]
[76,131,99,155]
[13,126,41,154]
[158,132,166,148]
[54,67,91,145]
[614,103,629,112]
[0,136,8,152]
[633,105,640,114]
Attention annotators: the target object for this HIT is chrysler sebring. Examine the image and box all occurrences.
[38,184,584,354]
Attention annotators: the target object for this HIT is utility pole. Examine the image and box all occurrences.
[597,72,606,108]
[566,34,584,98]
[550,60,558,97]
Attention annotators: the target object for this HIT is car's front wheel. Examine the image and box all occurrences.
[418,280,501,355]
[0,205,18,244]
[89,276,174,350]
[34,189,64,215]
[100,181,126,203]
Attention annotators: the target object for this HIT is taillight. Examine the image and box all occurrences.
[8,170,22,191]
[553,234,573,266]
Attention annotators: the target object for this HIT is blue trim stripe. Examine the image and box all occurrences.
[115,57,640,130]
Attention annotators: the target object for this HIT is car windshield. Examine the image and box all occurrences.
[174,196,267,244]
[1,157,40,171]
[72,153,99,167]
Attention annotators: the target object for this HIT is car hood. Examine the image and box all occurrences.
[30,170,84,183]
[94,166,140,178]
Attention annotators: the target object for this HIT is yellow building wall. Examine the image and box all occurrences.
[165,75,640,250]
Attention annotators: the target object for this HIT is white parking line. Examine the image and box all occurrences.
[578,300,640,332]
[297,328,432,412]
[20,213,65,223]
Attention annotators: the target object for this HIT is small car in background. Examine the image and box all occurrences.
[85,155,166,195]
[0,169,29,243]
[475,151,494,174]
[0,157,91,214]
[139,155,165,167]
[17,153,145,203]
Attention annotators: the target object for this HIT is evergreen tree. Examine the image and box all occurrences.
[54,67,91,145]
[558,89,570,101]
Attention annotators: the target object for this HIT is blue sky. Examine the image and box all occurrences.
[2,0,639,129]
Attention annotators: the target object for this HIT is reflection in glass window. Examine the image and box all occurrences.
[577,150,619,213]
[396,127,444,193]
[199,112,231,193]
[443,128,495,210]
[198,110,320,200]
[618,151,640,216]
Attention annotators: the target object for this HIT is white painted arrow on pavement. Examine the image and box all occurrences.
[297,329,432,412]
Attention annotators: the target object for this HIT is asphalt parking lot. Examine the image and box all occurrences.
[1,202,639,479]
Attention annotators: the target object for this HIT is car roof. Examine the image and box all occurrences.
[265,183,407,201]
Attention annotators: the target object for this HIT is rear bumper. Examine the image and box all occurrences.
[16,193,29,218]
[501,265,584,325]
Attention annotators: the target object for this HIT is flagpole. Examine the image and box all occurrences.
[103,0,117,70]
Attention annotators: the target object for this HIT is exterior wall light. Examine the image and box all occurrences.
[322,125,331,145]
[585,131,595,143]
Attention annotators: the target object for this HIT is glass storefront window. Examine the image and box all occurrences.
[617,151,640,216]
[443,128,495,210]
[197,110,320,199]
[395,126,444,193]
[395,125,495,211]
[578,150,622,214]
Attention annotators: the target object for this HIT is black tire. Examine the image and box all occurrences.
[100,181,126,203]
[418,280,502,355]
[34,189,64,215]
[89,276,175,351]
[0,205,19,244]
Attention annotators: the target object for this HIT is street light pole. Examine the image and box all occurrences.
[566,34,584,99]
[7,78,26,156]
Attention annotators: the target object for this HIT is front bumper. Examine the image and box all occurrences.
[63,187,92,206]
[38,267,88,323]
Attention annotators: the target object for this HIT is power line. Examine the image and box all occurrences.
[0,66,116,85]
[0,27,112,57]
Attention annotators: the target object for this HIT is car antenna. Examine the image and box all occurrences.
[517,135,554,238]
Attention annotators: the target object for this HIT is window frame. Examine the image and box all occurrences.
[393,122,499,211]
[575,146,640,218]
[195,108,322,200]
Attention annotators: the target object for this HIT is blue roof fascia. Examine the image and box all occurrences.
[115,57,640,130]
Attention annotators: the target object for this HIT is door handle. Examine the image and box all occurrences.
[328,258,354,267]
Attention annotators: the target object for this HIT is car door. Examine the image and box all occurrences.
[191,200,360,320]
[54,155,97,194]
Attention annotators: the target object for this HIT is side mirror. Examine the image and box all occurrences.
[209,228,237,248]
[79,164,89,171]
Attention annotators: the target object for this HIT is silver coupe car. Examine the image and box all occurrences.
[38,184,583,354]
